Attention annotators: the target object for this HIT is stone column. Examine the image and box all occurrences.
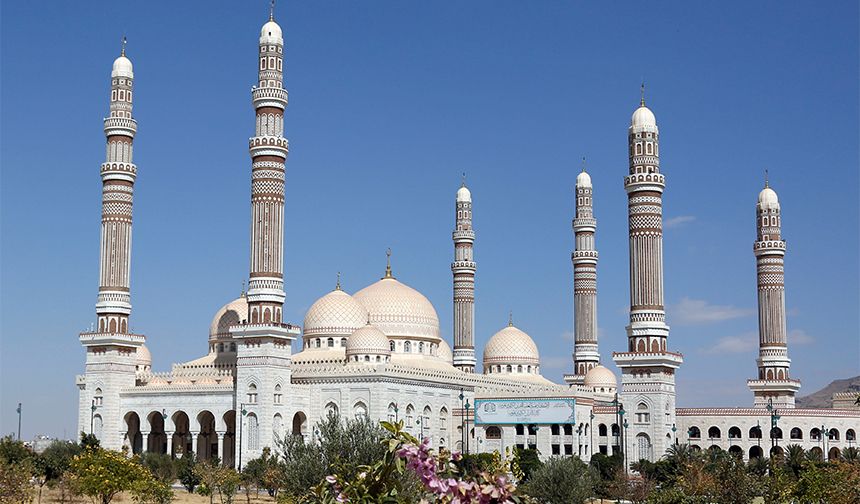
[191,433,199,458]
[141,431,151,453]
[165,431,174,457]
[216,432,225,460]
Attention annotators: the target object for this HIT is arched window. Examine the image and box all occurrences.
[689,426,701,439]
[636,403,650,423]
[419,342,424,354]
[94,388,103,407]
[327,338,334,348]
[771,427,783,439]
[790,427,803,440]
[387,403,397,422]
[637,433,652,461]
[364,355,370,362]
[598,424,607,437]
[515,424,525,435]
[564,424,573,436]
[527,365,532,373]
[847,429,856,441]
[230,343,237,352]
[728,426,742,439]
[423,406,432,429]
[390,341,395,352]
[274,384,282,404]
[247,383,258,404]
[315,339,321,348]
[353,402,368,419]
[611,424,620,437]
[829,428,840,441]
[506,365,512,373]
[749,426,762,439]
[708,426,721,439]
[341,338,347,347]
[405,405,415,428]
[325,402,339,418]
[404,341,412,353]
[439,407,448,430]
[517,365,523,373]
[273,413,283,444]
[810,428,821,440]
[93,415,103,440]
[218,343,224,352]
[550,424,560,435]
[486,426,502,439]
[247,413,259,450]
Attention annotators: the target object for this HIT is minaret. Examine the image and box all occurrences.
[246,9,289,325]
[565,162,599,385]
[77,42,145,450]
[613,88,682,464]
[231,10,300,464]
[452,178,477,373]
[747,178,800,408]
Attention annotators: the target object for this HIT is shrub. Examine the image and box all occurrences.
[0,459,34,503]
[0,435,32,465]
[512,448,542,482]
[176,453,201,493]
[457,452,496,476]
[68,448,151,504]
[131,477,174,504]
[521,456,596,504]
[140,452,176,484]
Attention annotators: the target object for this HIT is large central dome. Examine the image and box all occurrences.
[353,277,441,342]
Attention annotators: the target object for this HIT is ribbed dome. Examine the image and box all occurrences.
[584,365,617,389]
[353,277,441,342]
[576,171,592,188]
[483,324,540,366]
[260,20,283,44]
[136,344,151,364]
[303,288,368,338]
[209,297,248,341]
[437,338,453,363]
[758,187,779,210]
[346,324,391,357]
[112,55,133,78]
[631,105,656,128]
[457,185,472,202]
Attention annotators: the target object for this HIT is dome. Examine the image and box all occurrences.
[209,297,248,341]
[136,344,151,365]
[303,288,368,338]
[584,365,617,389]
[483,324,540,367]
[437,338,453,363]
[576,171,592,188]
[631,105,656,128]
[346,324,391,357]
[457,185,472,202]
[260,20,283,45]
[758,187,779,210]
[353,277,441,342]
[112,55,133,78]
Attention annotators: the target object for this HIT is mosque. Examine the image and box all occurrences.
[76,10,859,469]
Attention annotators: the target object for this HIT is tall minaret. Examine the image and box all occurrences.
[96,39,137,335]
[246,10,289,325]
[565,163,599,385]
[613,88,682,464]
[231,10,300,464]
[747,179,800,408]
[77,42,145,451]
[452,179,477,373]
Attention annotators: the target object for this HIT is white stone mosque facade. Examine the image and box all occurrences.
[76,10,859,470]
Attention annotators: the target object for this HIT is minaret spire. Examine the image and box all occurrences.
[565,156,600,386]
[384,248,394,279]
[120,36,127,56]
[748,181,800,408]
[452,178,477,372]
[640,81,646,106]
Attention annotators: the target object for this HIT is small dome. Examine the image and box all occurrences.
[576,171,592,188]
[631,105,656,128]
[112,55,133,78]
[136,344,151,364]
[346,324,391,357]
[584,365,617,389]
[758,187,779,210]
[437,338,453,363]
[303,289,368,338]
[353,277,441,342]
[260,20,283,45]
[457,185,472,202]
[483,324,540,367]
[209,297,248,341]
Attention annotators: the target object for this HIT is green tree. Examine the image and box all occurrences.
[176,453,201,493]
[0,459,34,504]
[589,452,623,497]
[520,456,597,504]
[68,448,151,504]
[130,477,174,504]
[79,431,100,450]
[40,441,82,482]
[140,452,176,484]
[783,444,805,477]
[512,448,543,483]
[0,435,33,465]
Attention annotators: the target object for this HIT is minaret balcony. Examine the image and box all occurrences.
[754,240,786,255]
[624,173,665,191]
[79,331,146,347]
[103,117,137,137]
[249,136,289,158]
[452,230,475,241]
[572,250,598,263]
[252,87,288,109]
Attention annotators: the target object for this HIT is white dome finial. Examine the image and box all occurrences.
[576,156,592,188]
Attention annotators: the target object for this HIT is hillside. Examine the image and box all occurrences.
[795,375,860,409]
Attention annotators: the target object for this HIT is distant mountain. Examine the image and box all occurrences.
[795,376,860,409]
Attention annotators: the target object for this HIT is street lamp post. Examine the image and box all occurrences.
[90,400,97,435]
[672,424,677,445]
[459,389,465,452]
[465,400,471,455]
[821,425,828,461]
[622,419,629,473]
[394,403,399,423]
[237,404,247,471]
[16,403,22,442]
[417,417,423,440]
[766,398,781,455]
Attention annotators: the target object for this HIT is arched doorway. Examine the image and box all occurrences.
[172,411,191,458]
[829,447,841,461]
[809,447,823,461]
[223,411,236,468]
[292,412,307,439]
[728,445,743,459]
[749,445,763,459]
[636,433,652,462]
[124,412,143,454]
[197,411,217,460]
[770,446,784,458]
[146,411,167,454]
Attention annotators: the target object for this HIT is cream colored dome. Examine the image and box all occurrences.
[631,105,656,128]
[353,277,441,342]
[209,296,248,341]
[136,344,151,365]
[260,20,283,44]
[584,365,617,389]
[346,324,391,357]
[437,338,453,363]
[576,171,592,188]
[112,55,133,78]
[457,185,472,202]
[303,288,368,338]
[483,324,540,366]
[758,187,779,210]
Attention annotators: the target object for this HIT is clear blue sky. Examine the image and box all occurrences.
[2,1,858,440]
